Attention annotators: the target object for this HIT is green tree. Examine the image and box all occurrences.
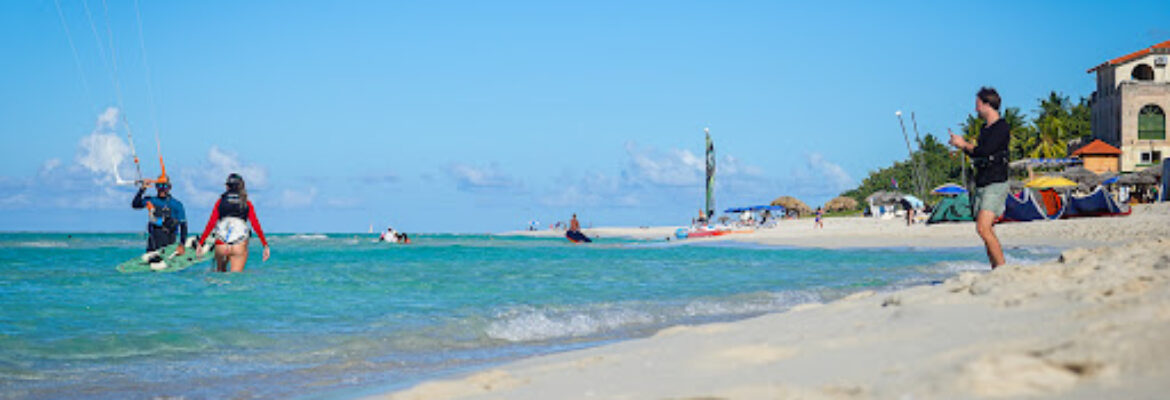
[1030,114,1069,158]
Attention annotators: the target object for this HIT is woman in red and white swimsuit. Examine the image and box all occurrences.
[196,173,270,272]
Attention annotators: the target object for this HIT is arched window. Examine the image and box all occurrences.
[1132,64,1154,81]
[1138,104,1165,140]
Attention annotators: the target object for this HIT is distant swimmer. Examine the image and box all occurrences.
[949,87,1010,269]
[131,175,187,255]
[196,173,269,272]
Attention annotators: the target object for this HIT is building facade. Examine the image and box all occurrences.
[1088,40,1170,172]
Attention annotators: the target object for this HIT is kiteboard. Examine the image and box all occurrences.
[117,238,211,273]
[566,230,592,243]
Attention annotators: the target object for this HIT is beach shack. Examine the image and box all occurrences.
[1071,139,1122,174]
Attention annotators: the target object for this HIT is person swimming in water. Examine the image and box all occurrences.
[131,175,188,255]
[196,173,269,272]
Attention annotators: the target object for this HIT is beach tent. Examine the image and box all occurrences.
[1000,189,1066,222]
[931,183,968,195]
[926,195,973,224]
[1065,187,1131,218]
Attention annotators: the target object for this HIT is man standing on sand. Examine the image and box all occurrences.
[949,87,1011,269]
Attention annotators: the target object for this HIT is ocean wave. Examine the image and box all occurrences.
[288,234,330,241]
[484,290,826,343]
[485,305,656,342]
[2,241,69,249]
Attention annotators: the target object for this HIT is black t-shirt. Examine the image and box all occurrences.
[965,118,1010,187]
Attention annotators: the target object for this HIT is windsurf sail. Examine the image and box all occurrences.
[705,128,715,219]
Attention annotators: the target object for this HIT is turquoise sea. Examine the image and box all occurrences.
[0,232,1059,399]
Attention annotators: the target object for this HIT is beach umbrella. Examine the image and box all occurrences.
[1137,165,1163,178]
[901,195,925,209]
[723,207,747,213]
[931,183,968,195]
[770,196,812,216]
[823,196,858,212]
[1025,176,1078,188]
[865,191,904,206]
[1060,166,1103,186]
[1117,173,1156,185]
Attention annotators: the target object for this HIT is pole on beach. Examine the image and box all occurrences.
[895,111,921,198]
[910,112,928,199]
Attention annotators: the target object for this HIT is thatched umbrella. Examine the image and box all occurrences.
[770,196,812,216]
[865,191,904,206]
[1137,165,1163,179]
[823,196,858,212]
[1118,173,1156,185]
[1060,166,1103,186]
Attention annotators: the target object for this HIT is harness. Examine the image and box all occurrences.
[972,150,1010,170]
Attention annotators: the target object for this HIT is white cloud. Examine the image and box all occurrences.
[277,186,318,209]
[179,146,269,206]
[75,107,136,185]
[622,142,705,187]
[804,152,854,191]
[539,143,775,210]
[445,162,520,191]
[539,172,637,208]
[96,107,119,130]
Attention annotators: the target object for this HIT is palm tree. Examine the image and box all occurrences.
[1002,107,1034,160]
[960,114,983,143]
[1030,114,1069,158]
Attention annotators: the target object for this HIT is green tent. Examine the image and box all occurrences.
[927,195,974,224]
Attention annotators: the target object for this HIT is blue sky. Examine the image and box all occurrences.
[2,0,1167,233]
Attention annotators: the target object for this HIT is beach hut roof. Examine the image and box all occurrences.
[823,196,858,212]
[865,191,904,205]
[1118,173,1157,185]
[1071,139,1122,156]
[1060,165,1105,186]
[770,196,812,214]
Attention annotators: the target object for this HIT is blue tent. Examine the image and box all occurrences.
[1065,187,1130,218]
[1001,189,1066,222]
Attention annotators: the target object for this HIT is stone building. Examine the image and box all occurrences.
[1087,40,1169,172]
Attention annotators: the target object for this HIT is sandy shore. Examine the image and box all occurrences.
[382,204,1170,399]
[504,204,1170,249]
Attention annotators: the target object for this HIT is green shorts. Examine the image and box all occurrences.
[973,181,1009,217]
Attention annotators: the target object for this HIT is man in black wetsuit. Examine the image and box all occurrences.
[131,176,189,255]
[949,87,1010,269]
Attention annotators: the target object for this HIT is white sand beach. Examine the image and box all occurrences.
[385,204,1170,399]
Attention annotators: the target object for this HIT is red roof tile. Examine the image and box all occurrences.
[1087,40,1170,73]
[1072,139,1122,156]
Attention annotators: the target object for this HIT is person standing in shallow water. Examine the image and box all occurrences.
[131,175,187,255]
[196,173,270,272]
[949,87,1011,269]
